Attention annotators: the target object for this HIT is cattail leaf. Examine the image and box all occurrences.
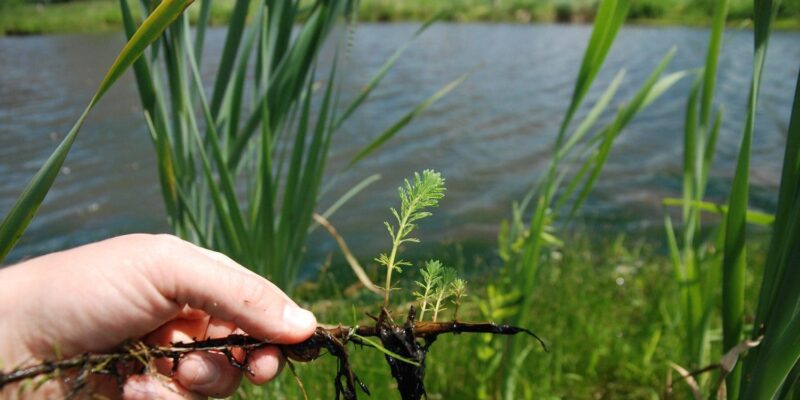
[348,74,468,167]
[0,0,193,262]
[725,0,779,396]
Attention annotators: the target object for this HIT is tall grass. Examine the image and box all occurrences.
[120,0,463,291]
[743,66,800,399]
[662,0,728,380]
[736,0,800,397]
[0,0,193,263]
[660,0,800,397]
[717,0,771,391]
[481,0,688,397]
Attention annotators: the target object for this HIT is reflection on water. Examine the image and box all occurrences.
[0,23,798,268]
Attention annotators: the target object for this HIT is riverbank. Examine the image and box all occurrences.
[2,0,798,36]
[238,231,770,398]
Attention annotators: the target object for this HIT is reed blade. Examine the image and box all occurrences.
[333,13,441,131]
[348,73,468,167]
[745,41,800,400]
[723,0,779,396]
[0,0,193,262]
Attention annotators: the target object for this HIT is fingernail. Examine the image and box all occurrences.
[181,356,220,387]
[283,305,317,331]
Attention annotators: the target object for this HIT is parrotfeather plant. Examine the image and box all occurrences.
[376,169,446,306]
[431,267,457,322]
[414,260,444,321]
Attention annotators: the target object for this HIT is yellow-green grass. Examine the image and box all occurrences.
[0,0,236,35]
[2,0,799,36]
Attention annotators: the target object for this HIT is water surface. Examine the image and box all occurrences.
[1,23,797,268]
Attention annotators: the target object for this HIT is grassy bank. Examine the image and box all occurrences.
[229,232,769,398]
[2,0,799,35]
[0,0,237,35]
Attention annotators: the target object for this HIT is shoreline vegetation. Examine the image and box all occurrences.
[280,231,772,398]
[1,0,799,36]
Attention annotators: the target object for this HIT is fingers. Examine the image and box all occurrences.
[138,234,317,343]
[122,375,204,400]
[174,352,243,398]
[173,319,243,398]
[245,345,285,385]
[146,316,244,398]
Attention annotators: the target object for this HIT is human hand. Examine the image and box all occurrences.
[0,234,317,399]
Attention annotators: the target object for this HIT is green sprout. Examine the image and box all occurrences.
[376,170,446,306]
[414,260,444,321]
[431,267,457,322]
[450,278,468,321]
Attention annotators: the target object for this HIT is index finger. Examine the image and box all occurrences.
[133,234,317,343]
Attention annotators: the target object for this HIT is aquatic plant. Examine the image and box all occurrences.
[413,260,444,321]
[376,170,445,306]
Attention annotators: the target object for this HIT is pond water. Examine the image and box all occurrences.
[1,23,798,268]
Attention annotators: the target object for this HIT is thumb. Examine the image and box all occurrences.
[138,235,316,343]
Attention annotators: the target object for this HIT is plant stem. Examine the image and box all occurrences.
[384,234,402,306]
[432,292,446,322]
[384,199,414,306]
[418,285,431,321]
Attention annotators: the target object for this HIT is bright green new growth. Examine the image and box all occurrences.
[377,170,446,306]
[449,277,467,321]
[414,260,467,322]
[414,260,444,321]
[414,262,465,322]
[431,267,457,322]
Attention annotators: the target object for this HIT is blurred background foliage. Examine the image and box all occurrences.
[2,0,800,35]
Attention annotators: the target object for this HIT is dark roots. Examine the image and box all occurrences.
[0,306,545,400]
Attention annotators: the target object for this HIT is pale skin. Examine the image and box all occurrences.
[0,234,317,399]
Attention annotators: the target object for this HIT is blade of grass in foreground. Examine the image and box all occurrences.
[744,57,800,400]
[722,0,779,397]
[0,0,194,263]
[661,198,774,225]
[752,8,798,340]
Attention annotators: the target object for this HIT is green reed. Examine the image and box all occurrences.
[119,0,463,291]
[0,0,462,294]
[481,0,688,397]
[0,0,194,263]
[659,0,800,397]
[738,0,800,397]
[661,0,728,382]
